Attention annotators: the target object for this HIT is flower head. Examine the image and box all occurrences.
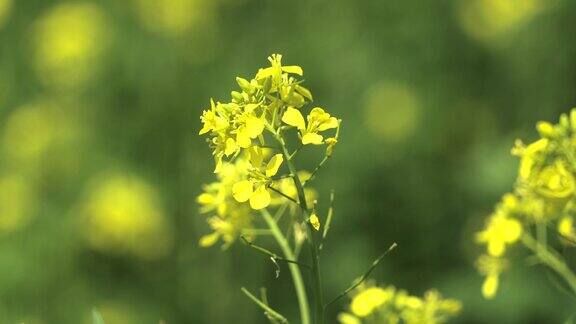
[476,255,508,299]
[231,147,284,210]
[282,107,339,145]
[476,213,522,257]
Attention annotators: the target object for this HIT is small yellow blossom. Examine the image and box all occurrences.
[350,287,392,317]
[282,107,339,145]
[197,158,253,248]
[533,161,575,200]
[255,54,303,83]
[232,149,284,210]
[309,213,320,231]
[339,284,461,323]
[476,254,508,299]
[337,313,361,324]
[558,216,576,244]
[514,138,548,180]
[476,213,522,257]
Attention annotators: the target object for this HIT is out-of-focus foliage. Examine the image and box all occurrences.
[1,0,576,322]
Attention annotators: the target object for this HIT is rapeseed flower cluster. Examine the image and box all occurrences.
[338,284,461,324]
[475,109,576,299]
[198,54,339,247]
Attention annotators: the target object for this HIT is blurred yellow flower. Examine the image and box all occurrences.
[0,174,36,232]
[0,0,12,29]
[558,216,576,244]
[514,138,548,181]
[476,255,507,299]
[457,0,546,45]
[82,173,172,259]
[350,286,392,317]
[340,284,461,323]
[2,100,84,176]
[33,2,110,88]
[132,0,216,37]
[533,161,575,200]
[362,81,420,144]
[476,213,522,257]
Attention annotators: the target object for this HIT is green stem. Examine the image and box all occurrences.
[522,233,576,295]
[241,287,289,324]
[261,209,311,324]
[273,133,325,324]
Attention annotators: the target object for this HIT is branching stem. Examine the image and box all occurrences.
[325,242,397,308]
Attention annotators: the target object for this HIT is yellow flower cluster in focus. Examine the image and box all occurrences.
[198,54,339,209]
[338,284,461,324]
[475,108,576,299]
[197,54,335,247]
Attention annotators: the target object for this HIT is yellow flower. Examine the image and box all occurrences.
[514,138,548,180]
[255,54,303,82]
[476,255,508,299]
[234,112,265,148]
[81,172,172,259]
[337,313,361,324]
[533,161,575,200]
[282,107,339,145]
[476,213,522,257]
[33,2,110,88]
[232,150,284,210]
[199,100,229,135]
[309,213,321,231]
[197,158,254,248]
[558,216,576,244]
[350,287,393,317]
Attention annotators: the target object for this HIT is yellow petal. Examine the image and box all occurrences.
[318,117,339,131]
[199,123,211,135]
[282,65,303,75]
[236,127,252,148]
[199,232,220,247]
[487,240,505,257]
[256,67,274,80]
[224,138,238,156]
[337,313,360,324]
[309,213,320,231]
[250,185,271,210]
[482,274,499,299]
[282,107,306,130]
[308,107,328,120]
[246,116,264,138]
[197,193,214,205]
[265,154,284,177]
[559,216,574,237]
[502,218,522,243]
[232,180,253,202]
[302,132,324,145]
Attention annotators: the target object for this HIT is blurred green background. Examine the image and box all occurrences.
[1,0,576,322]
